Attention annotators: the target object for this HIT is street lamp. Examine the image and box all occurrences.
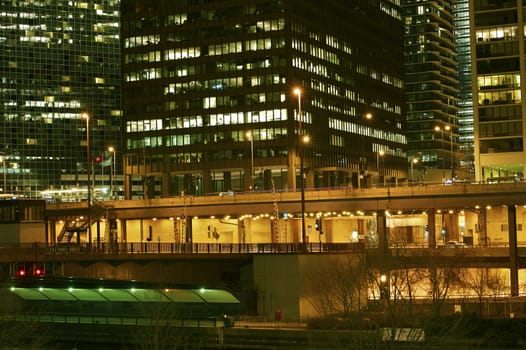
[435,125,454,180]
[246,132,254,191]
[410,158,419,185]
[294,87,307,244]
[376,150,385,187]
[360,113,373,188]
[108,146,116,199]
[82,112,92,245]
[445,125,453,180]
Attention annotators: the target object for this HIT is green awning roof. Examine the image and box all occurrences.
[10,287,240,305]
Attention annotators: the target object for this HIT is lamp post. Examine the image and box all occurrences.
[361,113,373,188]
[376,150,385,186]
[435,125,454,180]
[82,112,91,245]
[445,125,453,180]
[434,126,445,179]
[410,157,419,185]
[108,146,116,199]
[294,87,307,244]
[246,132,254,191]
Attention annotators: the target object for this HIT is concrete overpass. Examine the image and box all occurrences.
[4,182,526,321]
[45,182,526,219]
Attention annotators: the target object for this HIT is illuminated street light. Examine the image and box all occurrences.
[435,125,454,180]
[410,157,419,185]
[82,112,92,245]
[108,146,116,199]
[445,125,453,180]
[376,150,385,186]
[294,87,307,244]
[360,113,373,188]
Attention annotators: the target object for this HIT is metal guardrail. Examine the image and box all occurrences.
[1,312,224,328]
[1,242,523,261]
[43,242,366,255]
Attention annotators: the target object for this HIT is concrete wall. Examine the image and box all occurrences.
[253,254,365,321]
[0,223,46,244]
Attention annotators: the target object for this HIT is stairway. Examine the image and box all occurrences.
[57,199,110,243]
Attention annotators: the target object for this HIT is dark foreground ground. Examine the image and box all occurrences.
[1,314,526,350]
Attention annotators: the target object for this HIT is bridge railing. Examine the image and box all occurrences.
[42,242,366,255]
[2,312,224,328]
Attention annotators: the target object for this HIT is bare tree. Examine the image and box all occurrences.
[426,263,462,317]
[460,267,494,316]
[304,254,368,318]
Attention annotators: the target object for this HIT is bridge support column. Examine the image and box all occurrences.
[185,216,193,243]
[508,205,519,297]
[478,209,488,246]
[427,209,436,248]
[121,219,127,242]
[48,219,56,245]
[376,210,387,254]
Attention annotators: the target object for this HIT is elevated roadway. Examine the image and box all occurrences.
[46,182,526,219]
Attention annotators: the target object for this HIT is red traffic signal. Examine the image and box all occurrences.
[14,263,45,277]
[33,266,44,276]
[16,264,27,277]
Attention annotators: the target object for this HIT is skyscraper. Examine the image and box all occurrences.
[0,1,121,197]
[404,0,460,183]
[454,0,474,180]
[471,0,524,182]
[121,0,407,199]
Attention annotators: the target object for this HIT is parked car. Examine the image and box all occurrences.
[445,240,465,248]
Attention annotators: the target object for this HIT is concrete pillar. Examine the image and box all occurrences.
[377,210,387,253]
[427,209,436,248]
[185,216,193,243]
[507,205,519,297]
[121,219,127,242]
[479,209,487,246]
[47,220,56,245]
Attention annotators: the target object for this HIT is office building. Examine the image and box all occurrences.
[404,0,460,183]
[471,0,524,182]
[121,0,407,198]
[454,0,475,180]
[0,1,122,197]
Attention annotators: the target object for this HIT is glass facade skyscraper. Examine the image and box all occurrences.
[0,1,121,197]
[471,0,525,182]
[121,0,407,199]
[454,0,474,180]
[404,0,459,183]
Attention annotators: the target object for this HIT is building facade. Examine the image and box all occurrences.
[404,0,460,184]
[121,0,407,199]
[454,0,475,180]
[0,1,122,197]
[471,0,525,182]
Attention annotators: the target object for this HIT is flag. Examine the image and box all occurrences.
[101,155,112,167]
[93,155,103,163]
